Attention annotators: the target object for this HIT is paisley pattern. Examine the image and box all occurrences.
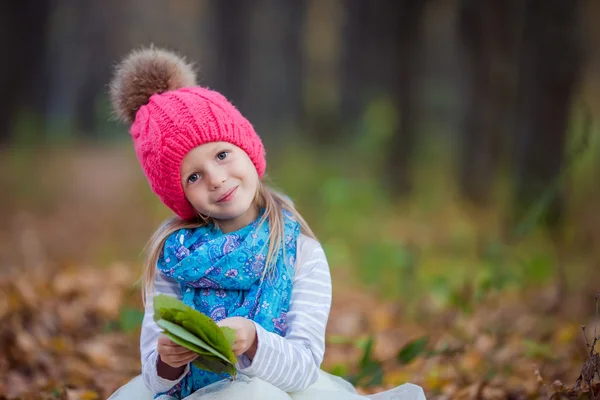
[155,211,300,399]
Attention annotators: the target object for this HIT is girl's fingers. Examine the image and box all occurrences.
[161,344,196,356]
[173,352,198,364]
[165,351,198,365]
[158,335,177,345]
[182,352,199,363]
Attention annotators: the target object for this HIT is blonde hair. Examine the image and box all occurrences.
[141,181,316,303]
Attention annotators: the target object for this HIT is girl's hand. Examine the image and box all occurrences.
[217,317,258,358]
[157,334,198,368]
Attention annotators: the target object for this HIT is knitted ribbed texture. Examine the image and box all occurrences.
[129,87,266,220]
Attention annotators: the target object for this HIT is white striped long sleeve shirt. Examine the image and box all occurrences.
[140,234,332,394]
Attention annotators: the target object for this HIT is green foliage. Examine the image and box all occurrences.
[397,336,429,365]
[359,240,417,298]
[267,129,590,309]
[102,307,144,333]
[480,239,513,291]
[157,319,236,375]
[156,319,232,363]
[160,328,215,358]
[348,336,384,387]
[118,307,145,333]
[4,98,598,319]
[328,363,348,378]
[523,339,557,361]
[354,96,398,156]
[521,252,554,283]
[335,334,431,388]
[153,294,237,376]
[154,295,236,360]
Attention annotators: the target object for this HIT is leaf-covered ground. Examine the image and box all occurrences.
[1,261,598,399]
[1,145,599,399]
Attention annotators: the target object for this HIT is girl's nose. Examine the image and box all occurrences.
[208,170,227,190]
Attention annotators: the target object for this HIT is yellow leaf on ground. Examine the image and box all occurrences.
[383,370,412,386]
[554,324,579,344]
[66,389,99,400]
[424,368,451,392]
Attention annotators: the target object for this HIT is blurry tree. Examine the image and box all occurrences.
[210,0,306,142]
[456,0,521,204]
[0,0,590,216]
[302,0,343,145]
[0,1,51,143]
[264,0,306,137]
[456,0,583,232]
[512,0,583,229]
[340,0,428,194]
[385,0,429,196]
[339,0,387,125]
[45,0,119,139]
[211,0,249,107]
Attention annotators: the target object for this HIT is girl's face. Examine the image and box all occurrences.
[180,142,260,233]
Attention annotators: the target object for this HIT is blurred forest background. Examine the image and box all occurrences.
[2,0,600,399]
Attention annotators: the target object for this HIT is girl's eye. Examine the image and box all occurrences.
[217,151,229,161]
[188,173,200,183]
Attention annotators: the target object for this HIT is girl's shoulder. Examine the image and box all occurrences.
[295,234,328,272]
[296,233,323,254]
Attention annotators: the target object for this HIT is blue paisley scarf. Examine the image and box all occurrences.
[155,211,300,399]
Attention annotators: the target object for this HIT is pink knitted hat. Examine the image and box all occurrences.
[109,47,266,220]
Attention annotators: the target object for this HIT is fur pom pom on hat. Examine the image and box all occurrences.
[109,47,197,124]
[109,46,266,220]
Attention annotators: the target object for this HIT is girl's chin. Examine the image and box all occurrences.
[208,205,254,222]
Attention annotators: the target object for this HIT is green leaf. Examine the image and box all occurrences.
[162,331,217,359]
[220,326,237,347]
[358,336,375,369]
[397,336,428,365]
[154,294,231,347]
[350,335,384,388]
[162,331,236,376]
[523,339,557,361]
[153,294,190,322]
[153,294,237,364]
[359,361,384,387]
[156,319,232,364]
[349,360,383,388]
[181,318,237,364]
[119,307,144,333]
[192,356,236,377]
[328,363,348,378]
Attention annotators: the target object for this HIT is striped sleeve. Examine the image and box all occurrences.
[236,234,332,392]
[140,271,190,393]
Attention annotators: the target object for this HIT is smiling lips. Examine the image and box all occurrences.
[217,186,238,202]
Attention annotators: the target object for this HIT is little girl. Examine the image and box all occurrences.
[106,47,426,400]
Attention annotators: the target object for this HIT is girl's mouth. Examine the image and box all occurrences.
[217,186,238,202]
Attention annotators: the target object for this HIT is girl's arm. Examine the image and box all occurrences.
[236,234,332,392]
[140,271,189,393]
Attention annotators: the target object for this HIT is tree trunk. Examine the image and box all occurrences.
[238,0,306,143]
[384,0,428,196]
[512,0,583,229]
[340,0,412,130]
[0,1,51,144]
[456,0,522,204]
[74,2,116,137]
[212,0,250,109]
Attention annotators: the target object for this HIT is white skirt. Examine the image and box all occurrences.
[108,370,426,400]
